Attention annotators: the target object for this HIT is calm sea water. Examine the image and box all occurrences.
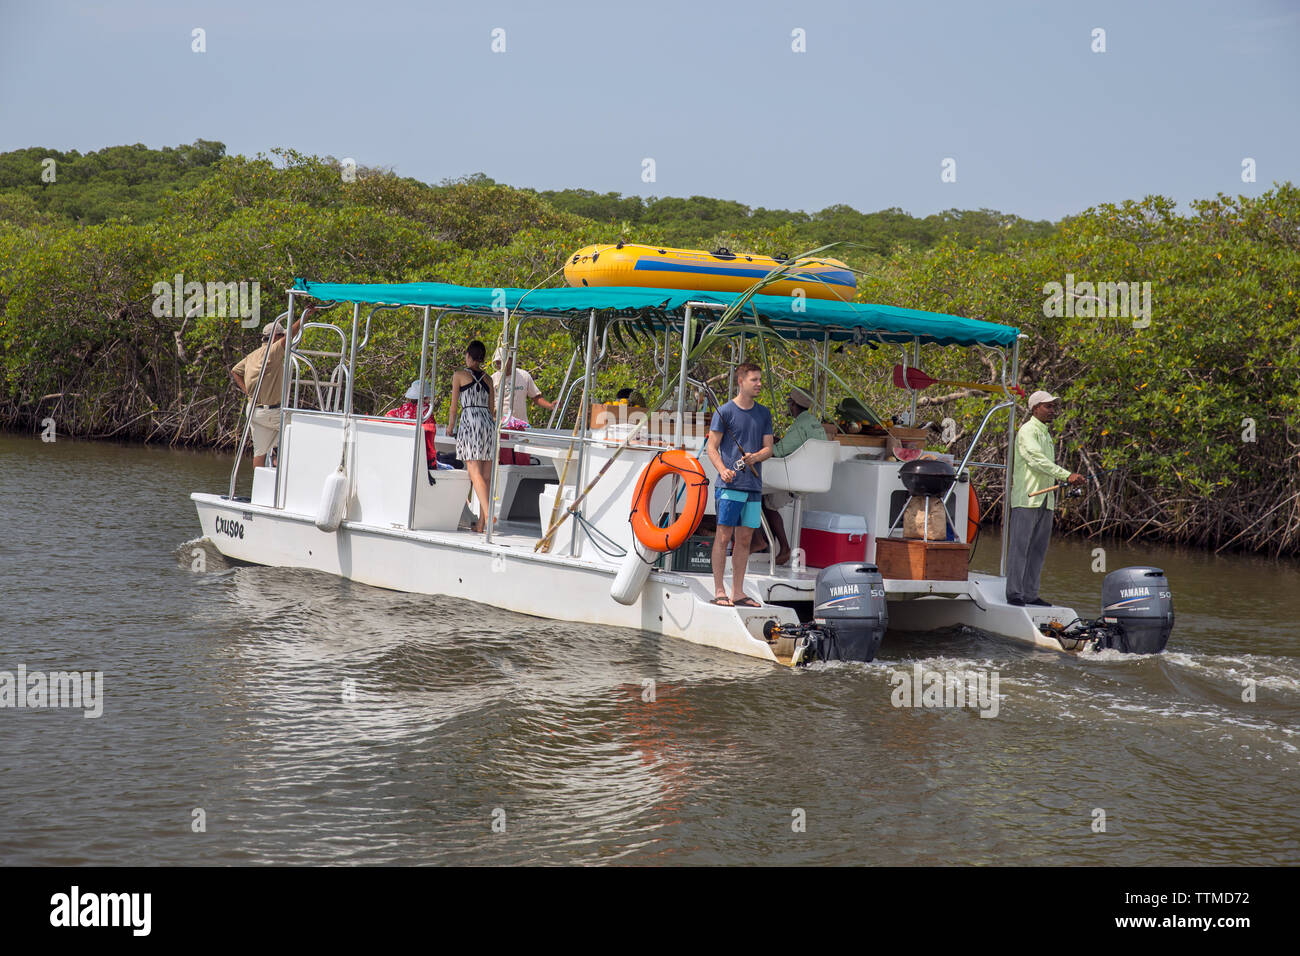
[2,434,1296,865]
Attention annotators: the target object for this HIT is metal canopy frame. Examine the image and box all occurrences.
[235,286,1024,576]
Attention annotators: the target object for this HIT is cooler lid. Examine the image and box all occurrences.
[803,510,869,533]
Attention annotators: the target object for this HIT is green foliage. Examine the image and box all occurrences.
[537,188,1054,253]
[847,186,1300,553]
[1,139,1294,553]
[0,141,226,224]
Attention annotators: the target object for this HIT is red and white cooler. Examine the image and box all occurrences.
[800,510,869,568]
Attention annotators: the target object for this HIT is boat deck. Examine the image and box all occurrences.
[455,516,984,607]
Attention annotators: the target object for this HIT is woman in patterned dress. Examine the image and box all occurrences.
[447,340,497,533]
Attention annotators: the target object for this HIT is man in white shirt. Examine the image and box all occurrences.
[491,348,554,423]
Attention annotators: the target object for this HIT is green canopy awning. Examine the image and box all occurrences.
[292,279,1020,348]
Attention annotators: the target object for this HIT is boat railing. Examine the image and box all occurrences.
[548,317,627,429]
[944,398,1015,508]
[544,347,580,429]
[288,321,349,412]
[505,426,697,457]
[876,399,1015,541]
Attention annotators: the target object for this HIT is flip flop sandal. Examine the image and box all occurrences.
[710,597,734,606]
[732,597,762,608]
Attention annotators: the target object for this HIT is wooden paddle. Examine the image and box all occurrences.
[892,365,1025,397]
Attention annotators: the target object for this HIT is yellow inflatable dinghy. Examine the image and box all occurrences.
[564,243,856,301]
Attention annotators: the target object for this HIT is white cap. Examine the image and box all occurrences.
[1027,390,1058,409]
[492,347,506,365]
[262,321,282,336]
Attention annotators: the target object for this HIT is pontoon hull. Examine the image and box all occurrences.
[192,493,795,665]
[194,492,1091,661]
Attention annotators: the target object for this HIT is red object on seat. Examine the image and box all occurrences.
[384,403,438,467]
[499,434,529,466]
[421,422,438,468]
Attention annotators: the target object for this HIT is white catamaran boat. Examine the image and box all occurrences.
[193,276,1174,666]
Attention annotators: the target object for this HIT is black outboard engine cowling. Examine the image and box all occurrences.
[809,563,889,662]
[1100,566,1174,654]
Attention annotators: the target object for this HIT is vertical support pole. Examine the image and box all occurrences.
[734,332,743,394]
[909,336,920,426]
[662,325,671,396]
[486,306,510,545]
[569,309,597,556]
[430,311,443,411]
[1000,337,1021,578]
[407,305,432,530]
[342,302,361,415]
[820,331,831,411]
[546,347,578,429]
[675,307,692,448]
[272,290,296,509]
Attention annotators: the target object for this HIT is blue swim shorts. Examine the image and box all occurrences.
[716,488,763,529]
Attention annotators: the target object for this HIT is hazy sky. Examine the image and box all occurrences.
[2,0,1296,220]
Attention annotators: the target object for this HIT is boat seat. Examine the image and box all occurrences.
[763,439,837,494]
[494,462,558,521]
[762,439,839,565]
[412,469,472,531]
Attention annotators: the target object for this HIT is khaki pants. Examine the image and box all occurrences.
[249,404,281,458]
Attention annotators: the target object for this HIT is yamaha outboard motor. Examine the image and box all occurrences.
[1039,565,1174,654]
[763,563,888,665]
[1099,566,1174,654]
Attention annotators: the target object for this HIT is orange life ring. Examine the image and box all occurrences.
[630,450,710,552]
[967,485,981,542]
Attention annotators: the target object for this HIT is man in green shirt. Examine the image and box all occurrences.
[1006,390,1085,606]
[762,386,831,565]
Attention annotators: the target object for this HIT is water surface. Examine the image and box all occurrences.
[1,435,1295,865]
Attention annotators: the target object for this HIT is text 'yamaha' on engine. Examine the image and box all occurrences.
[762,562,888,666]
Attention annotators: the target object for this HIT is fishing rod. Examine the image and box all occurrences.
[1027,466,1119,499]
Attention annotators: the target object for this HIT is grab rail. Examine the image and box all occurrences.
[943,399,1015,508]
[288,321,348,411]
[546,347,580,429]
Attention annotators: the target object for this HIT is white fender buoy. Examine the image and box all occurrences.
[315,466,349,532]
[611,540,655,605]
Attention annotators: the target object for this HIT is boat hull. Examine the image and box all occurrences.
[192,493,793,665]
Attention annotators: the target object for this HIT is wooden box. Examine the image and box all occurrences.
[835,433,887,447]
[874,536,969,581]
[590,403,648,428]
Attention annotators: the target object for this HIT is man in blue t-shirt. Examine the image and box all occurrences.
[706,363,775,607]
